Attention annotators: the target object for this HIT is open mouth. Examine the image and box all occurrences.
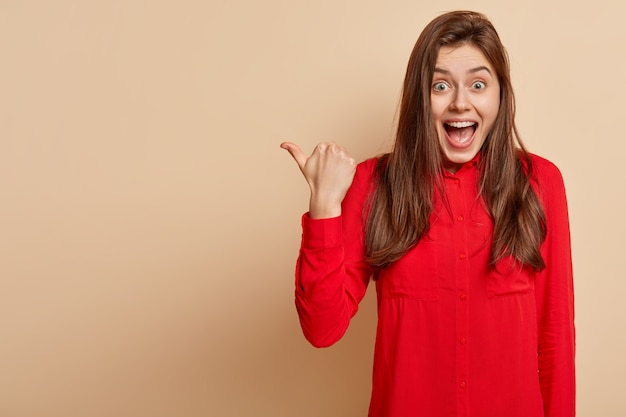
[444,121,477,148]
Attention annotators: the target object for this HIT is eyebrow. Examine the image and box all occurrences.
[434,66,493,75]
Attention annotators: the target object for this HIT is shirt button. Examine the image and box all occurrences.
[459,253,466,260]
[459,380,467,389]
[457,215,464,222]
[460,337,467,345]
[454,179,460,185]
[459,293,467,301]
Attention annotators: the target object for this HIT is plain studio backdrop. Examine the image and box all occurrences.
[0,0,623,416]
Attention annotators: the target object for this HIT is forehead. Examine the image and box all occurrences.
[435,44,494,71]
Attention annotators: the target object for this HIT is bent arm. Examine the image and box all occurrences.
[294,160,376,347]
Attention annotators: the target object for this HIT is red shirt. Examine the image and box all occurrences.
[295,154,575,417]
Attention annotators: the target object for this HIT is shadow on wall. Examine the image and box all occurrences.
[209,256,378,417]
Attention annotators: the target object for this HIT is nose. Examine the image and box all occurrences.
[449,89,470,112]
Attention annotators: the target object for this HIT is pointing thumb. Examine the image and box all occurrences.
[280,142,308,170]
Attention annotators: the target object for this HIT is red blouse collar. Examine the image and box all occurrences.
[442,153,480,177]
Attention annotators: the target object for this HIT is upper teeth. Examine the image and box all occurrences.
[447,121,476,128]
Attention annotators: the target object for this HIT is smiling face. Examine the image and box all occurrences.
[430,43,500,173]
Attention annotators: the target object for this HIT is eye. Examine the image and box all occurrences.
[472,81,486,90]
[432,82,448,92]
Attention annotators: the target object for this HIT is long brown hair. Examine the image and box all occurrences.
[365,11,546,271]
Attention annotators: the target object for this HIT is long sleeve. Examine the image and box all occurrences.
[533,158,576,416]
[294,159,376,347]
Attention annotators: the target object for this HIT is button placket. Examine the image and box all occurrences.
[448,172,471,415]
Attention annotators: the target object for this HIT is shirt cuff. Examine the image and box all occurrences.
[301,213,342,249]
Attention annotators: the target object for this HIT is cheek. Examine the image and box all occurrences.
[429,98,446,121]
[489,102,501,123]
[488,91,501,118]
[478,95,500,122]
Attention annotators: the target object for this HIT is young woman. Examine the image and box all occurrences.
[281,11,575,417]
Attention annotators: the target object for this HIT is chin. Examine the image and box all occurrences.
[444,151,477,164]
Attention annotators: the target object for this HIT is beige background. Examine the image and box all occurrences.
[0,0,623,416]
